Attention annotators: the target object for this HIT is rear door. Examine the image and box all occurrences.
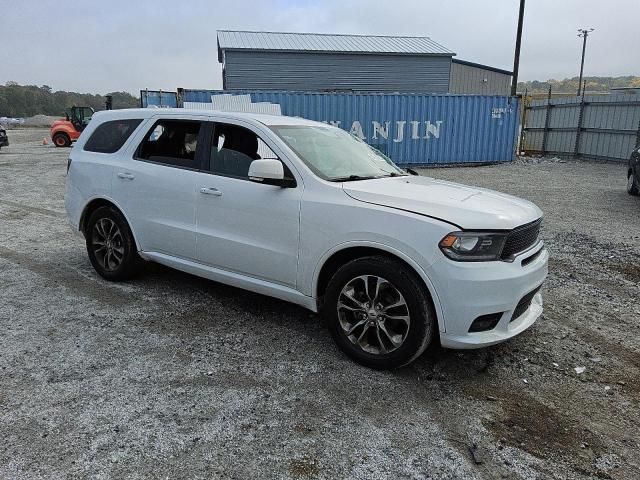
[195,120,303,287]
[112,116,210,260]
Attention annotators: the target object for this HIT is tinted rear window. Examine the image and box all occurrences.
[84,119,142,153]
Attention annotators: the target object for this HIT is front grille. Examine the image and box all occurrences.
[501,218,542,259]
[510,286,541,322]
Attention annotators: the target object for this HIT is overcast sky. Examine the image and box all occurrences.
[3,0,638,94]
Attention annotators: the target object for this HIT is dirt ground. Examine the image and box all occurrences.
[1,128,638,479]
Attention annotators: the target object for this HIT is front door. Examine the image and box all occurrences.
[195,122,302,287]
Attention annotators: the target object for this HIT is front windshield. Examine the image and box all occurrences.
[271,125,406,181]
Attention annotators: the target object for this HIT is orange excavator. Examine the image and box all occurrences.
[50,96,112,147]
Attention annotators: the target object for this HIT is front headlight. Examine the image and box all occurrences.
[439,232,507,261]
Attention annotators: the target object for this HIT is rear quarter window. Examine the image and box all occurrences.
[84,119,143,153]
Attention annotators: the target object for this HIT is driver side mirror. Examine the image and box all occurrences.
[248,159,294,187]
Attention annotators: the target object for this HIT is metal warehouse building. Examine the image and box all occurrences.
[449,59,512,95]
[217,30,512,95]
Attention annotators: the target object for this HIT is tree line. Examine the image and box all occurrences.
[2,76,638,117]
[0,82,139,118]
[517,75,640,94]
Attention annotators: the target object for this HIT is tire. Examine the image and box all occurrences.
[627,172,639,196]
[323,256,435,369]
[52,132,71,147]
[85,206,140,281]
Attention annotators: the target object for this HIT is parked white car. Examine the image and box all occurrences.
[65,109,548,369]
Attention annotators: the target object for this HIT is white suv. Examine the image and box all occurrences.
[65,109,548,369]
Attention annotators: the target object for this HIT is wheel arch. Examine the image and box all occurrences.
[313,243,444,332]
[79,196,141,251]
[51,124,74,137]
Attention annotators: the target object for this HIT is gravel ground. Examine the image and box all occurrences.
[1,129,639,479]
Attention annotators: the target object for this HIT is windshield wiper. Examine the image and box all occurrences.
[330,175,379,182]
[331,172,409,182]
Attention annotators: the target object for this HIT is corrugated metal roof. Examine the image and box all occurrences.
[217,30,455,62]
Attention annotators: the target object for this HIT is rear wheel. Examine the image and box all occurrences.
[52,132,71,147]
[323,256,435,369]
[86,206,140,281]
[627,172,639,196]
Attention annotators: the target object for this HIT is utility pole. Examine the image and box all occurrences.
[577,28,594,96]
[510,0,526,96]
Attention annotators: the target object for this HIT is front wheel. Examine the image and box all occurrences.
[627,173,639,196]
[52,132,71,147]
[323,256,435,369]
[86,206,140,281]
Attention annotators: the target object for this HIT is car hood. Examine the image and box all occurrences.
[342,175,542,230]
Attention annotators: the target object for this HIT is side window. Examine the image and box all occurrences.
[84,119,142,153]
[210,124,279,179]
[137,120,201,168]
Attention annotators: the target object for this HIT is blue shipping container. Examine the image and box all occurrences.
[182,90,520,165]
[140,90,178,108]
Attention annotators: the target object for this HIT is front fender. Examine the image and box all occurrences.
[51,121,79,139]
[310,240,445,333]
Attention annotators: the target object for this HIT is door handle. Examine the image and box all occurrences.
[117,172,135,180]
[200,187,223,196]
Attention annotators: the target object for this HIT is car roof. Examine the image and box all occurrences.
[92,108,328,128]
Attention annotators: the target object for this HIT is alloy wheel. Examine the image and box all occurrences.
[337,275,410,355]
[91,218,125,272]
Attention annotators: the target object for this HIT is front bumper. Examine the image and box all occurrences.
[433,242,548,349]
